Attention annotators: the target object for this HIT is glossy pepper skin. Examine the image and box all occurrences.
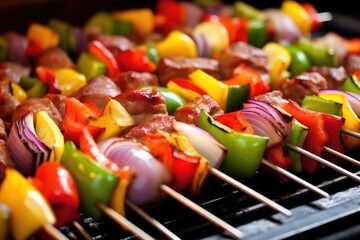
[0,168,56,240]
[197,110,268,178]
[29,162,80,229]
[61,141,119,220]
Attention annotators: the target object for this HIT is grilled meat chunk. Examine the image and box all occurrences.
[114,87,168,124]
[308,66,347,89]
[219,42,269,84]
[0,62,31,83]
[35,47,76,69]
[279,72,328,104]
[174,94,224,124]
[70,75,121,110]
[157,56,220,86]
[0,76,20,122]
[113,71,159,92]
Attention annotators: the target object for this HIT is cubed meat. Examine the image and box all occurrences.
[35,47,76,69]
[113,71,159,92]
[308,66,347,89]
[0,76,20,122]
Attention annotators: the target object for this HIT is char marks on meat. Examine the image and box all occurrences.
[113,71,159,92]
[343,53,360,75]
[125,115,176,144]
[0,119,7,140]
[254,90,289,107]
[0,140,15,184]
[11,97,63,128]
[174,94,224,125]
[157,56,220,86]
[44,93,67,118]
[114,87,168,124]
[279,72,328,104]
[70,75,121,110]
[308,66,348,89]
[35,47,76,70]
[0,62,31,83]
[0,76,20,122]
[219,42,269,83]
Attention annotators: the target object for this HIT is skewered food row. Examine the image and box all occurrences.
[1,0,360,239]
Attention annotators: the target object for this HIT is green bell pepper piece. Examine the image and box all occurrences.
[85,11,114,35]
[288,120,308,173]
[61,141,119,220]
[285,45,311,77]
[295,37,337,67]
[113,19,134,36]
[247,18,267,48]
[341,74,360,95]
[225,84,250,113]
[48,18,75,54]
[146,41,160,66]
[301,95,343,116]
[19,76,48,98]
[197,110,268,178]
[77,52,107,80]
[0,37,8,61]
[233,1,265,20]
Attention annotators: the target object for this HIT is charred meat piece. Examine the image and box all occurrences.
[343,53,360,75]
[11,98,63,128]
[157,56,220,86]
[254,90,289,107]
[219,42,269,83]
[34,47,76,70]
[0,119,7,140]
[113,71,159,92]
[114,88,168,125]
[93,34,134,56]
[174,94,224,125]
[125,115,176,144]
[0,76,20,122]
[308,66,348,89]
[0,62,31,83]
[279,72,328,105]
[44,93,67,118]
[70,75,121,110]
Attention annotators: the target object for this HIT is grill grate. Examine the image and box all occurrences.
[53,151,360,240]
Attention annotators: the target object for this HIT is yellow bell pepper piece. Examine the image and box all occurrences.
[0,168,55,240]
[189,70,228,110]
[10,82,27,102]
[263,42,291,89]
[281,0,312,35]
[156,30,197,58]
[55,68,87,96]
[318,93,360,151]
[166,80,201,101]
[109,178,129,216]
[192,21,229,58]
[35,111,64,162]
[112,8,154,36]
[27,23,59,50]
[89,99,136,142]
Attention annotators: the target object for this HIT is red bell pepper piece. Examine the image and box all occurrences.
[26,40,43,59]
[322,113,345,164]
[170,78,207,95]
[88,40,120,78]
[35,66,61,94]
[82,97,102,119]
[28,162,80,228]
[215,111,255,134]
[155,0,186,34]
[145,133,200,193]
[263,144,292,182]
[223,64,269,98]
[301,2,323,32]
[79,128,131,180]
[115,47,156,73]
[283,100,329,174]
[62,97,104,146]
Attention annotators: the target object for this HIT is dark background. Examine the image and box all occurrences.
[0,0,358,35]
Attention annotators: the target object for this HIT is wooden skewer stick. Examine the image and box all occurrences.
[261,159,330,198]
[126,201,181,240]
[286,143,360,183]
[97,203,155,240]
[342,128,360,139]
[72,221,93,240]
[208,168,292,216]
[324,146,360,168]
[160,184,244,240]
[43,223,69,240]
